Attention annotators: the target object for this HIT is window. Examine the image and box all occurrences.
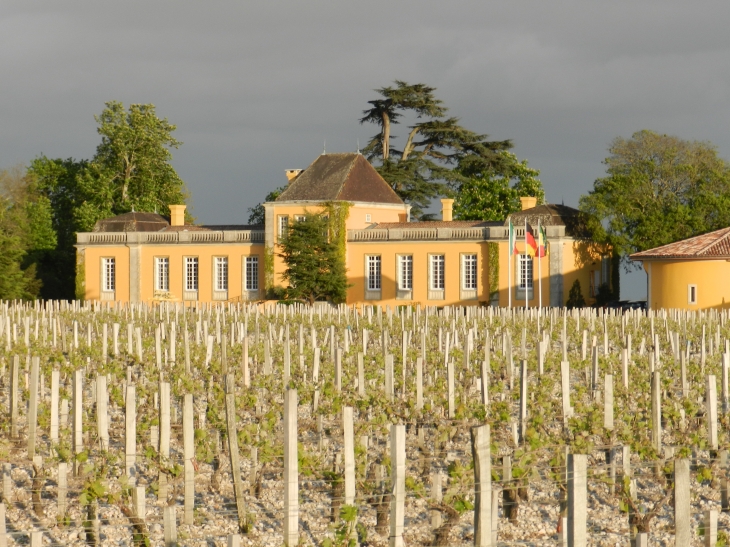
[155,257,169,292]
[430,255,445,290]
[590,269,601,297]
[398,255,413,290]
[518,255,533,290]
[365,214,372,223]
[462,254,477,290]
[688,284,697,305]
[185,257,199,291]
[294,215,305,222]
[278,215,289,238]
[215,257,228,291]
[366,255,381,290]
[102,258,115,292]
[245,257,259,291]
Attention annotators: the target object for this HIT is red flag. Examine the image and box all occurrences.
[525,223,538,257]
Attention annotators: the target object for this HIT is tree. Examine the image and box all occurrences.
[278,213,348,304]
[580,130,730,266]
[0,167,57,299]
[73,101,189,231]
[248,186,285,225]
[566,280,586,309]
[360,81,512,218]
[453,151,545,221]
[26,101,190,298]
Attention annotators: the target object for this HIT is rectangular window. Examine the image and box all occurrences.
[365,214,372,223]
[155,257,169,292]
[518,255,533,290]
[462,254,477,290]
[185,257,199,291]
[366,255,381,290]
[294,215,305,222]
[215,257,228,291]
[430,255,445,290]
[102,258,115,292]
[245,256,259,291]
[688,284,697,305]
[278,215,289,238]
[398,255,413,290]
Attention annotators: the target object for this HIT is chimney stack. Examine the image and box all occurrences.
[520,196,537,211]
[169,204,186,227]
[441,198,454,222]
[285,169,302,183]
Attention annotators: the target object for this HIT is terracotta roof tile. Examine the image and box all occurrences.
[630,227,730,260]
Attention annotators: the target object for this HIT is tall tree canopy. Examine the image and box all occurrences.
[453,151,545,221]
[360,81,512,218]
[27,101,189,298]
[579,130,730,266]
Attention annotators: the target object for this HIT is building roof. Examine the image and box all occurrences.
[371,220,501,229]
[506,204,590,238]
[630,227,730,260]
[93,212,170,232]
[276,153,404,205]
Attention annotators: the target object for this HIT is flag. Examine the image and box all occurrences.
[538,224,549,257]
[525,223,538,257]
[508,219,519,255]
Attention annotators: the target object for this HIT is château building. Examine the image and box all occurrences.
[76,152,610,307]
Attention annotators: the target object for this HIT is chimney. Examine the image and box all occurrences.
[169,204,186,227]
[441,198,454,222]
[285,169,302,183]
[520,196,537,211]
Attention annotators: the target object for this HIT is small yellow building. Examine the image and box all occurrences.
[76,152,610,307]
[630,227,730,310]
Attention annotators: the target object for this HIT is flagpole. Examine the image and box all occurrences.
[524,218,528,310]
[508,221,512,308]
[538,218,542,316]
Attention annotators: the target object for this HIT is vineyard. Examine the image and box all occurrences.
[0,300,729,546]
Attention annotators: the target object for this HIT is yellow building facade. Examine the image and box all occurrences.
[76,152,609,307]
[630,227,730,310]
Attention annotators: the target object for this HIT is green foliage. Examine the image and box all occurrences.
[566,279,586,309]
[279,213,349,304]
[248,186,285,225]
[488,243,499,301]
[454,151,545,221]
[361,81,512,218]
[26,101,189,299]
[580,129,730,267]
[322,505,363,547]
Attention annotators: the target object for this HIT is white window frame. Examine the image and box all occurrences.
[515,254,534,300]
[214,257,228,292]
[154,257,170,292]
[688,284,697,305]
[101,257,115,295]
[366,255,381,291]
[462,254,477,290]
[398,255,413,291]
[244,256,259,291]
[430,255,445,291]
[184,257,199,292]
[294,215,305,223]
[278,215,289,239]
[365,214,372,223]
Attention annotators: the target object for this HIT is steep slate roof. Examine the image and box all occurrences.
[93,212,170,232]
[506,204,591,238]
[630,227,730,260]
[276,153,403,205]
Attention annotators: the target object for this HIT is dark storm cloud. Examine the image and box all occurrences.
[3,1,730,297]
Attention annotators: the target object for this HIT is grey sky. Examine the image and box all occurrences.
[3,1,730,299]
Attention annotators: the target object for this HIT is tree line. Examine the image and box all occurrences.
[0,101,189,300]
[4,84,730,302]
